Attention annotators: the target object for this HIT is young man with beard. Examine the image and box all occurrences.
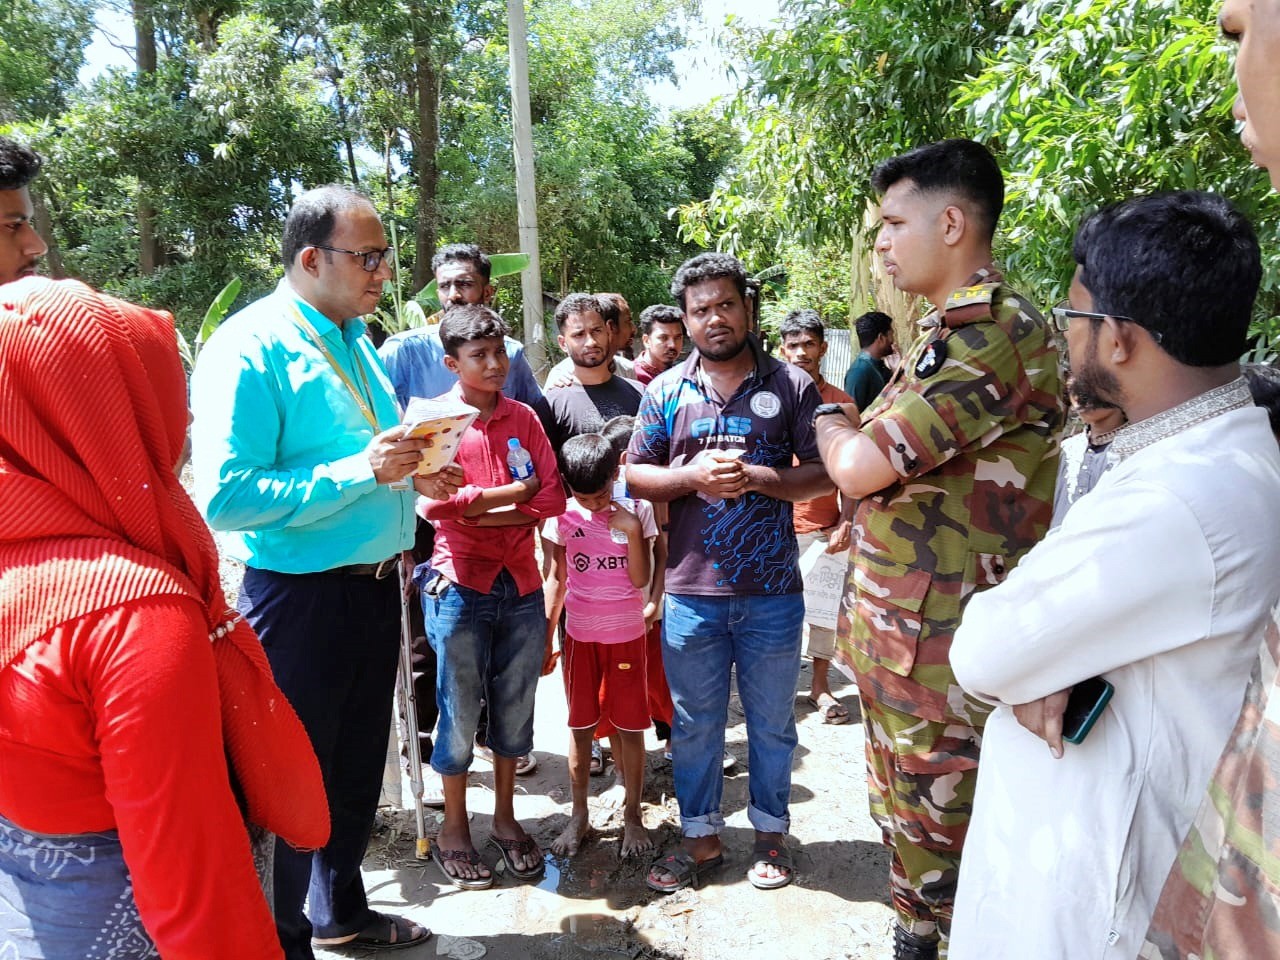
[600,293,638,377]
[634,304,686,386]
[948,191,1280,959]
[536,293,643,448]
[380,243,542,408]
[546,293,636,383]
[626,253,831,894]
[0,137,47,284]
[1141,5,1280,956]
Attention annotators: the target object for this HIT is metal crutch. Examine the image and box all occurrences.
[396,557,431,860]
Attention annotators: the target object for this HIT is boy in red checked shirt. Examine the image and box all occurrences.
[544,433,658,859]
[415,304,565,890]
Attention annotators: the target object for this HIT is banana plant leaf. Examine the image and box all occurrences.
[198,277,243,345]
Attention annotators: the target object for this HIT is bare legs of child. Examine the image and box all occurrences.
[552,727,652,857]
[437,774,491,885]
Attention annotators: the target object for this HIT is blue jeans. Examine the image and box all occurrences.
[424,569,546,776]
[662,592,804,838]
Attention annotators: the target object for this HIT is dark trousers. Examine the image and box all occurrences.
[238,565,401,960]
[408,517,439,761]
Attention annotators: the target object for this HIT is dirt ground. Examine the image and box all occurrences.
[201,482,896,960]
[311,659,896,960]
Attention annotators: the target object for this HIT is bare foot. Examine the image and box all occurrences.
[620,817,653,857]
[551,811,591,856]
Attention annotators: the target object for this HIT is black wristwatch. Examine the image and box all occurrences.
[813,402,850,424]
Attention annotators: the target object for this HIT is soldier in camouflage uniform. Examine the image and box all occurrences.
[1142,3,1280,955]
[815,139,1063,960]
[1141,604,1280,959]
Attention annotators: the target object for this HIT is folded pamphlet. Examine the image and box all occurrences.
[401,396,480,475]
[800,538,849,631]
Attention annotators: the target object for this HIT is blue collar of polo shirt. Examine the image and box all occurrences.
[678,331,783,389]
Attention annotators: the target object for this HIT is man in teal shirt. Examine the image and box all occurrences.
[843,310,896,410]
[192,185,431,958]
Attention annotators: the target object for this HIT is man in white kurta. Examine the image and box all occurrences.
[948,191,1280,960]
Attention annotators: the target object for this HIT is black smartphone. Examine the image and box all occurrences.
[1062,675,1114,745]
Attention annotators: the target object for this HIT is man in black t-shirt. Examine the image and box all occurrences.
[537,293,643,449]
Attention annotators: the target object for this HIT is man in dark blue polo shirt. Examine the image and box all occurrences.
[626,253,831,894]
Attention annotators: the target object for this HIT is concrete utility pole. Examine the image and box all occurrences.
[506,0,546,376]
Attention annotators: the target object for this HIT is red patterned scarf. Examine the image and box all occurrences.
[0,277,328,849]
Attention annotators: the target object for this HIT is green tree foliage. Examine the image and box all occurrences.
[958,0,1280,316]
[689,0,1280,345]
[322,0,457,288]
[24,7,342,324]
[0,0,95,120]
[0,0,734,335]
[758,240,856,334]
[429,0,718,312]
[680,0,1011,260]
[367,0,729,312]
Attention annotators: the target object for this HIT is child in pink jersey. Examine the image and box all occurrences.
[544,433,658,858]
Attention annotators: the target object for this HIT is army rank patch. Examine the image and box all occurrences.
[914,336,947,378]
[946,282,998,309]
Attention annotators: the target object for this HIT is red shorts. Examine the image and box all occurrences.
[594,620,673,739]
[562,633,649,732]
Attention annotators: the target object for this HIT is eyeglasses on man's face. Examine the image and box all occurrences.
[312,244,393,273]
[1050,299,1163,345]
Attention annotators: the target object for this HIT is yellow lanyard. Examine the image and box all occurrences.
[290,303,381,432]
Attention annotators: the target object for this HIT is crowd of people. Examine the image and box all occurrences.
[2,3,1280,959]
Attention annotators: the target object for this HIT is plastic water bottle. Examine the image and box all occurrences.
[610,497,631,544]
[506,438,535,480]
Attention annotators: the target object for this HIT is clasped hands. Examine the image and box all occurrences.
[690,449,752,500]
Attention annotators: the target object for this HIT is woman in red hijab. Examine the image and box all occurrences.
[0,278,329,958]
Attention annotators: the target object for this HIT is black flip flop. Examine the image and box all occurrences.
[313,912,432,951]
[645,848,725,893]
